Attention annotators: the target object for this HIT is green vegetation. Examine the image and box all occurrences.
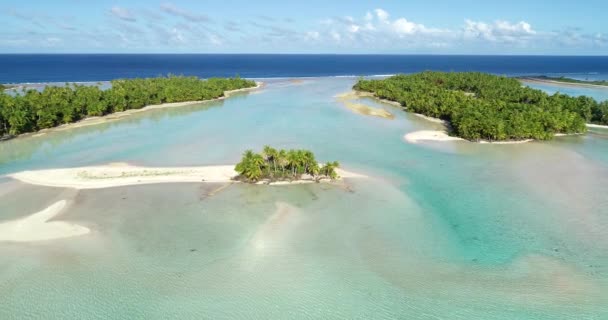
[0,76,256,138]
[234,146,340,183]
[526,76,608,87]
[355,72,608,141]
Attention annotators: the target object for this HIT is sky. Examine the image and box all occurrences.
[0,0,606,54]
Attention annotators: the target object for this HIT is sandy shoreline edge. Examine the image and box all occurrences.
[7,163,366,190]
[5,82,263,140]
[519,77,608,90]
[356,90,597,144]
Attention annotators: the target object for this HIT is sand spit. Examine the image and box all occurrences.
[7,163,365,190]
[0,201,90,242]
[520,77,608,89]
[335,91,395,119]
[404,131,465,143]
[404,130,537,144]
[587,123,608,129]
[6,82,263,139]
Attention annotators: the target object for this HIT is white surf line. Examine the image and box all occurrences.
[0,201,90,242]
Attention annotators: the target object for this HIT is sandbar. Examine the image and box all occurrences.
[520,77,608,89]
[0,200,90,242]
[335,91,395,119]
[7,163,365,190]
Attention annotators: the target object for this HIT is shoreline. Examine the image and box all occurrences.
[0,200,90,242]
[519,77,608,90]
[587,123,608,129]
[357,90,591,144]
[2,82,263,141]
[6,163,366,190]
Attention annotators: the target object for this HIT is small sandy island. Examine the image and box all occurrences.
[7,163,365,190]
[0,200,90,242]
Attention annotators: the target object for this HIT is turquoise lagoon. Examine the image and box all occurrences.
[0,78,607,319]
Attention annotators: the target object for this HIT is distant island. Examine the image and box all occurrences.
[355,72,608,142]
[0,76,257,140]
[520,76,608,87]
[234,146,340,183]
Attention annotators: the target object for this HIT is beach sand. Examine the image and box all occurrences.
[7,163,365,190]
[520,77,608,90]
[404,130,465,143]
[0,200,90,242]
[587,123,608,129]
[404,130,535,144]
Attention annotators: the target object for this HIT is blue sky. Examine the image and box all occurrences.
[1,0,606,54]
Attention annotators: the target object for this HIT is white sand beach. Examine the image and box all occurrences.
[404,130,536,144]
[0,200,90,242]
[587,123,608,129]
[404,130,465,143]
[7,163,365,190]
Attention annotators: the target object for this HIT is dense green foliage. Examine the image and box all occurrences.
[235,146,340,182]
[0,76,256,138]
[355,72,608,141]
[0,84,5,91]
[529,76,608,86]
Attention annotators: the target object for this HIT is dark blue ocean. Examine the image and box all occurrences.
[1,54,608,84]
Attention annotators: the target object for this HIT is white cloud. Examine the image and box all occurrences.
[305,31,320,41]
[375,9,390,22]
[110,6,136,22]
[464,19,536,43]
[160,3,209,22]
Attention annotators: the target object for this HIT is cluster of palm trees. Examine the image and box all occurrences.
[0,76,256,138]
[234,146,340,182]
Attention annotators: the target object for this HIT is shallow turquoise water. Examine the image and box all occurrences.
[1,78,607,319]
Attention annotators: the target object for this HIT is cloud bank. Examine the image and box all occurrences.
[1,6,605,54]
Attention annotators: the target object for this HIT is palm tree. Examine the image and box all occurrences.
[321,161,340,180]
[263,145,278,174]
[277,149,288,176]
[286,150,300,178]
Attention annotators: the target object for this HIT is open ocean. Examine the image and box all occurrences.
[1,54,608,83]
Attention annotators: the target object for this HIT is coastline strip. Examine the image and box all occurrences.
[7,82,263,140]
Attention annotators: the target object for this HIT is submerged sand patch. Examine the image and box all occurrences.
[7,163,365,190]
[335,91,395,119]
[0,201,90,242]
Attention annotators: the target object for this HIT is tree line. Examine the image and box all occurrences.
[355,72,608,141]
[0,76,256,138]
[234,146,340,183]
